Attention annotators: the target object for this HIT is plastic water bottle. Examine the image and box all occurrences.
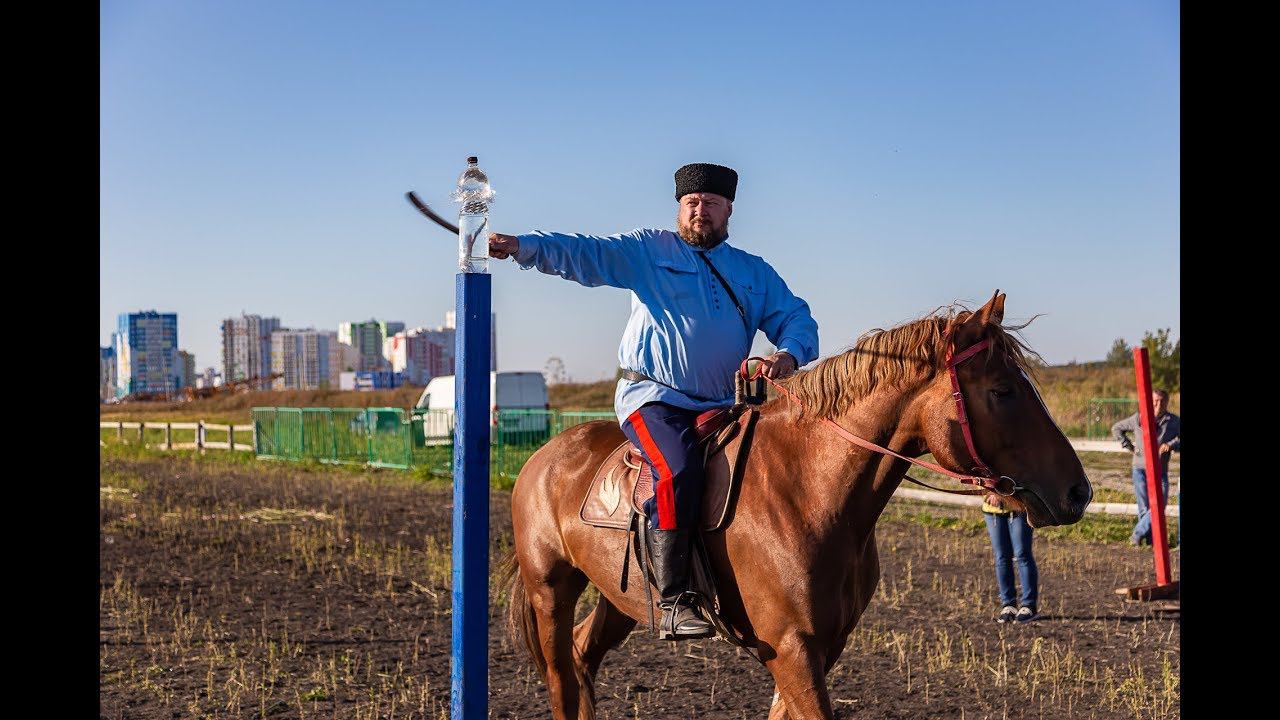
[452,156,495,273]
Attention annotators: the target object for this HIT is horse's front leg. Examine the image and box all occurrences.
[767,685,794,720]
[762,632,835,720]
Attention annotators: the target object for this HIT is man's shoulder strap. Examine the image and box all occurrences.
[696,251,749,331]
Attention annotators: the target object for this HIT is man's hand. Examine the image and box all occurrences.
[489,233,519,260]
[762,351,797,379]
[1159,443,1170,455]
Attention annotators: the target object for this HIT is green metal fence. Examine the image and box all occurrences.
[254,406,421,469]
[252,407,618,479]
[558,411,617,433]
[1086,398,1138,439]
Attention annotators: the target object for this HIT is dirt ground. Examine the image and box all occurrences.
[101,451,1179,719]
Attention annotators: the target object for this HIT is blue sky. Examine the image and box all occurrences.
[101,1,1178,381]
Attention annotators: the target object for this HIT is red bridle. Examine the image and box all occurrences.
[740,337,1022,497]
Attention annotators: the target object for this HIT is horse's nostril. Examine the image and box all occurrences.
[1068,482,1092,505]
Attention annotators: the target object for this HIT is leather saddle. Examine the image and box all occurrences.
[579,406,759,531]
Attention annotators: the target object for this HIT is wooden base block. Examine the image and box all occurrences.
[1115,580,1179,601]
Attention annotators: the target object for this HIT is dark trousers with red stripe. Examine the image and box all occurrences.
[621,402,704,531]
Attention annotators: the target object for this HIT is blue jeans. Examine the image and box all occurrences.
[984,511,1038,609]
[1131,468,1169,544]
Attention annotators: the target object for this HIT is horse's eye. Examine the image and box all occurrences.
[990,386,1013,399]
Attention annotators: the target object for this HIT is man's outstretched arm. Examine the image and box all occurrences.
[489,230,647,289]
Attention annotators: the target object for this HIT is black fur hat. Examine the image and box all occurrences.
[674,163,738,202]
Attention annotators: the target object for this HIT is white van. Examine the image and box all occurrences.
[414,371,550,445]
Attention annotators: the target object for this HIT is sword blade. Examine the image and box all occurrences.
[405,191,460,235]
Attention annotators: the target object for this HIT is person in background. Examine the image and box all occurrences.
[982,492,1040,623]
[1111,388,1181,546]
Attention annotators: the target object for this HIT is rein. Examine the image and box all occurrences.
[740,338,1023,498]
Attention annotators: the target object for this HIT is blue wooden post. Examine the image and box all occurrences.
[452,271,491,719]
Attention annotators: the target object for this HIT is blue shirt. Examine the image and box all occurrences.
[514,228,820,423]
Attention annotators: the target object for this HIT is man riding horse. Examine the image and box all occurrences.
[488,162,819,639]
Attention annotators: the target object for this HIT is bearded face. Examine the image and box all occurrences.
[676,192,732,249]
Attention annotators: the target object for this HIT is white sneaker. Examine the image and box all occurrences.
[996,605,1017,623]
[1015,606,1040,623]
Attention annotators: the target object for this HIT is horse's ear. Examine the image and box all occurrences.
[974,290,1005,328]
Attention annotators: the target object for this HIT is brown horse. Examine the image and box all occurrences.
[503,291,1092,719]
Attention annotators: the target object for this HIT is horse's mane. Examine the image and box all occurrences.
[779,304,1044,420]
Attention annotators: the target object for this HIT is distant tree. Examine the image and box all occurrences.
[1102,331,1178,391]
[1141,328,1180,392]
[1105,338,1132,366]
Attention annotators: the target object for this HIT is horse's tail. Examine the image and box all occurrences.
[499,549,547,679]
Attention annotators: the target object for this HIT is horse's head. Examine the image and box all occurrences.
[920,291,1092,528]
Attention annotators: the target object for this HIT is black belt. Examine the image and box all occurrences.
[620,369,723,403]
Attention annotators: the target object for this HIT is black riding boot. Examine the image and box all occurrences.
[648,528,715,640]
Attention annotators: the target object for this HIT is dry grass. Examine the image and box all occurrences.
[100,449,462,719]
[843,516,1180,719]
[548,379,617,409]
[1032,363,1179,436]
[101,446,1178,719]
[100,386,428,424]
